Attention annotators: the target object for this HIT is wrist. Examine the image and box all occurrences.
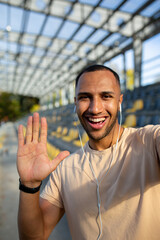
[19,178,42,194]
[20,180,42,188]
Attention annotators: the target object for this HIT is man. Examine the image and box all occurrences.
[17,65,160,240]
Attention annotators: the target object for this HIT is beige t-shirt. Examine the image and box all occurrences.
[41,125,160,240]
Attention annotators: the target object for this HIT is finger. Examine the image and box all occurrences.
[40,117,47,144]
[32,112,39,143]
[26,116,33,144]
[50,151,70,171]
[18,125,24,147]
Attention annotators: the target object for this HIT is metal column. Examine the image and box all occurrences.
[133,38,142,88]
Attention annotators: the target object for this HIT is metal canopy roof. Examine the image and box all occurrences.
[0,0,160,98]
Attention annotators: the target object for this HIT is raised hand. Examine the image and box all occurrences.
[17,112,70,187]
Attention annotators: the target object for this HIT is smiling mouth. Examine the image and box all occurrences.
[84,117,107,130]
[88,117,106,124]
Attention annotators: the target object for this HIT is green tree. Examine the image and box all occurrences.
[0,93,39,123]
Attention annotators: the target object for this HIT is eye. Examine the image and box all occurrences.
[103,94,112,99]
[78,95,89,100]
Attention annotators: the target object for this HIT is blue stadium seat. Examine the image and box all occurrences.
[151,115,160,125]
[136,115,152,127]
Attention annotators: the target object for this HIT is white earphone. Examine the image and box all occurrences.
[120,103,122,113]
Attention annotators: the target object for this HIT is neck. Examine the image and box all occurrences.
[88,124,123,151]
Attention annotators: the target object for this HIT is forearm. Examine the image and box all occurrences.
[18,191,45,240]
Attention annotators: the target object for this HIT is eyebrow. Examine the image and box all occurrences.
[77,91,115,96]
[77,92,90,96]
[101,91,115,95]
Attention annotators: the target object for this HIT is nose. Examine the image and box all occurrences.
[88,97,103,115]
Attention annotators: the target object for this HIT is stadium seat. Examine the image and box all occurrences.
[62,128,79,142]
[151,115,160,125]
[136,115,152,127]
[72,119,80,126]
[51,126,62,136]
[123,114,137,128]
[122,101,133,112]
[73,132,89,147]
[47,142,60,159]
[56,127,68,138]
[143,97,154,111]
[154,96,160,110]
[126,99,144,113]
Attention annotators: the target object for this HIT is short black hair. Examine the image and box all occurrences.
[75,64,120,87]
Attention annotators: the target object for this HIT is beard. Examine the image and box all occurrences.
[79,111,118,142]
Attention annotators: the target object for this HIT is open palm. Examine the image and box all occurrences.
[17,113,69,186]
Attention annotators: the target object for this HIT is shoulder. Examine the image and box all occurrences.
[136,125,160,137]
[125,124,160,136]
[124,125,160,145]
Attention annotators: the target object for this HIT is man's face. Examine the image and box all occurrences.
[75,70,123,142]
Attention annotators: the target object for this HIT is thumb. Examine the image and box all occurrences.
[50,151,70,171]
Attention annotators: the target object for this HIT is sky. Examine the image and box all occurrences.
[104,33,160,87]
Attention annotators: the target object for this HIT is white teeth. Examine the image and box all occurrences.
[88,117,105,123]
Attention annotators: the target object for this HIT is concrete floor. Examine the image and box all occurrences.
[0,122,71,240]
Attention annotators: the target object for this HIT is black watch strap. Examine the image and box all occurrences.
[19,178,42,194]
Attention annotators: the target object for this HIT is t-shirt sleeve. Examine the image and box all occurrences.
[40,167,64,208]
[140,125,160,163]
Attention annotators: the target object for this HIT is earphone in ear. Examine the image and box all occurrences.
[119,103,122,127]
[120,104,122,113]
